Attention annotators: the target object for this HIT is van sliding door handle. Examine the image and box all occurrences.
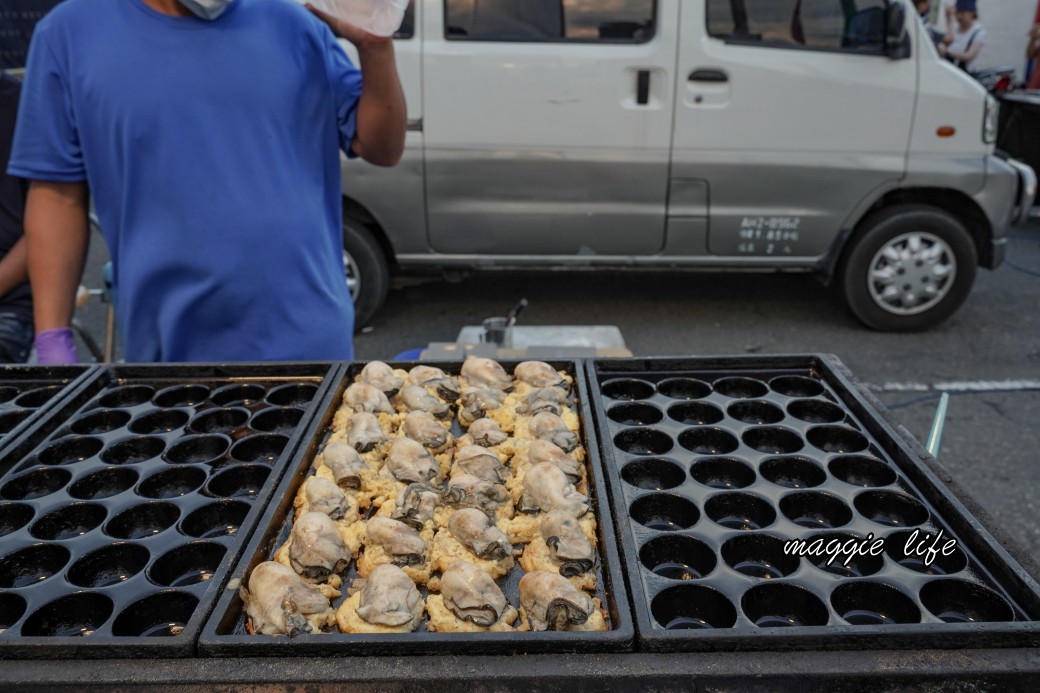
[689,69,729,83]
[636,70,651,105]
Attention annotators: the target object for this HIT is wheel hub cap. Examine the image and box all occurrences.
[867,232,956,316]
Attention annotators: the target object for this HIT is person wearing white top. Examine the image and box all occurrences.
[939,0,985,71]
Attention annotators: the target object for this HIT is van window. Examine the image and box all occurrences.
[706,0,887,54]
[394,1,416,39]
[444,0,655,43]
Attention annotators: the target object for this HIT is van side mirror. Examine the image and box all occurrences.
[885,1,911,59]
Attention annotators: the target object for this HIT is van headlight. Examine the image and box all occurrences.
[983,95,999,144]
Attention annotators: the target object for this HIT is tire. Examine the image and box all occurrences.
[342,215,389,331]
[839,204,978,332]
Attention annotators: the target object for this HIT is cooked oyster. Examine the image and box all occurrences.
[360,361,403,398]
[446,473,511,513]
[514,361,568,391]
[453,445,506,484]
[304,476,350,521]
[519,462,588,516]
[540,510,595,576]
[519,570,595,631]
[461,356,512,391]
[468,417,508,447]
[409,365,461,402]
[440,560,510,627]
[365,516,427,567]
[458,386,508,427]
[241,561,334,636]
[528,412,579,452]
[354,564,424,628]
[343,382,396,415]
[321,441,366,490]
[402,410,451,452]
[448,508,512,560]
[398,385,451,420]
[289,511,351,580]
[390,483,440,530]
[527,439,583,483]
[516,386,569,416]
[385,436,438,484]
[346,412,385,453]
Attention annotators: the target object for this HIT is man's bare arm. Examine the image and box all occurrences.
[24,180,90,333]
[0,236,29,298]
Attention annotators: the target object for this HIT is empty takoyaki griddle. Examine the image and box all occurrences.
[0,363,340,658]
[587,355,1040,651]
[0,366,91,454]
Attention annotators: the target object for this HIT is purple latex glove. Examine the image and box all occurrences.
[35,328,78,365]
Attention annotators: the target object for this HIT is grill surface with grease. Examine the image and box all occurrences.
[0,366,91,453]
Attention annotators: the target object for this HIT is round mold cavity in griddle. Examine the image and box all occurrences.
[656,378,712,401]
[0,502,34,537]
[668,401,724,426]
[727,400,785,425]
[601,378,656,401]
[14,385,63,408]
[742,427,804,455]
[105,501,180,540]
[163,434,232,466]
[0,592,27,631]
[742,583,829,627]
[148,541,227,587]
[153,384,210,408]
[209,383,267,407]
[919,579,1015,623]
[181,499,251,538]
[189,407,251,436]
[639,535,717,580]
[230,433,289,464]
[129,408,191,435]
[690,457,756,490]
[138,466,207,499]
[613,428,673,456]
[111,591,200,637]
[678,427,739,455]
[620,458,686,491]
[806,425,869,454]
[722,534,800,579]
[69,467,139,500]
[206,464,271,499]
[21,592,113,637]
[787,399,845,424]
[650,584,737,630]
[69,409,132,435]
[67,543,150,588]
[266,382,319,407]
[713,377,769,399]
[0,409,32,434]
[780,492,853,529]
[705,492,776,531]
[1,467,72,501]
[885,529,968,576]
[854,490,930,528]
[607,402,664,426]
[831,582,921,626]
[0,544,71,588]
[0,385,18,403]
[769,376,825,398]
[37,436,105,466]
[100,436,167,465]
[760,456,827,489]
[29,503,106,540]
[250,407,304,435]
[98,384,156,409]
[803,531,885,578]
[629,494,700,532]
[829,456,897,488]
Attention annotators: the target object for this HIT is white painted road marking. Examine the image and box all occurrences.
[866,380,1040,393]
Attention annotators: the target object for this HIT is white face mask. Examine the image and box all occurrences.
[178,0,235,20]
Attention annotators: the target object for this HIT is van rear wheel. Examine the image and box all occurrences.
[343,216,389,331]
[839,204,977,331]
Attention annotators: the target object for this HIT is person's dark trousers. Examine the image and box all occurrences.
[0,312,33,362]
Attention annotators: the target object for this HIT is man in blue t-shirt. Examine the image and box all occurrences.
[7,0,405,363]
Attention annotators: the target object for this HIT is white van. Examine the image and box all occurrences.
[337,0,1035,331]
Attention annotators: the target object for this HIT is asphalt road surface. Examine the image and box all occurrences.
[77,220,1040,572]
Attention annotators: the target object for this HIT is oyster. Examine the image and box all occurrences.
[458,386,507,427]
[461,356,512,391]
[446,473,511,513]
[516,386,569,416]
[540,510,595,576]
[346,412,385,453]
[365,516,427,567]
[354,564,424,628]
[241,561,333,636]
[448,508,512,560]
[385,436,438,484]
[440,560,510,627]
[344,382,395,415]
[519,462,588,516]
[527,439,583,483]
[359,361,403,398]
[402,410,451,452]
[408,365,461,402]
[289,511,351,580]
[528,412,579,452]
[468,417,508,447]
[514,361,568,391]
[453,445,506,484]
[304,476,350,521]
[390,483,440,530]
[519,570,595,631]
[321,441,366,490]
[398,385,451,420]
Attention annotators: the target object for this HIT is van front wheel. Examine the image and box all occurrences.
[343,216,389,331]
[839,205,977,331]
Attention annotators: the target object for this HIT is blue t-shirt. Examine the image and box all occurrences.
[8,0,362,362]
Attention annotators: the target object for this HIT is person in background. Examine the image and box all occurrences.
[914,0,943,47]
[0,71,33,363]
[939,0,985,72]
[1027,24,1040,90]
[8,0,406,364]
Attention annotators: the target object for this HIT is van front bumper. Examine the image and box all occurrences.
[977,155,1035,269]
